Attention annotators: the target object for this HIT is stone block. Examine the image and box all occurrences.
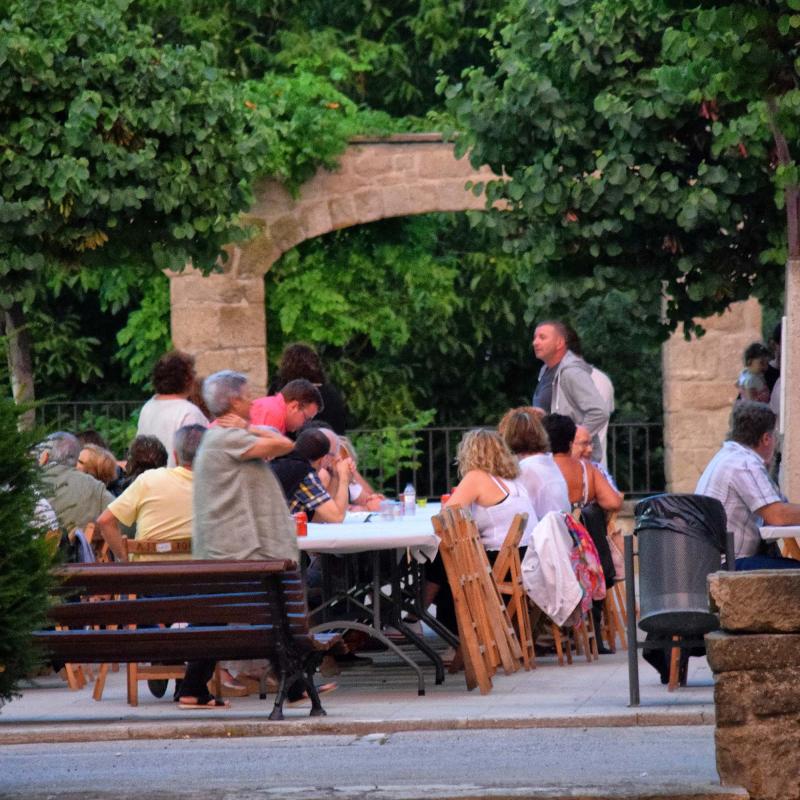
[666,382,739,413]
[715,716,800,800]
[416,146,476,179]
[328,195,358,230]
[352,152,393,179]
[435,179,485,211]
[195,347,266,394]
[381,185,416,218]
[298,201,333,240]
[709,571,800,633]
[713,667,800,723]
[267,215,305,254]
[663,412,729,450]
[169,272,261,306]
[352,190,385,224]
[392,153,415,171]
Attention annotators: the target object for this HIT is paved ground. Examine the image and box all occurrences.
[0,644,715,743]
[1,726,726,800]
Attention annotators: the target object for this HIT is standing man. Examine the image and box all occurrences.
[695,400,800,569]
[176,370,296,709]
[531,320,609,462]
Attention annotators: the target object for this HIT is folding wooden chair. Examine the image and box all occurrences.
[432,507,522,694]
[93,537,197,706]
[491,513,535,670]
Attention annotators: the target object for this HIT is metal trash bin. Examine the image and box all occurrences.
[633,493,728,637]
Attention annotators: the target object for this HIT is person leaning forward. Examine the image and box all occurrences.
[175,370,296,709]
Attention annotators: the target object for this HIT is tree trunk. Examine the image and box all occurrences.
[3,301,36,430]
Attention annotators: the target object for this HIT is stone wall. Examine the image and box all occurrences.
[662,299,763,492]
[169,134,499,394]
[706,570,800,800]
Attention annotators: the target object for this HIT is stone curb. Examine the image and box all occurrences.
[0,710,714,746]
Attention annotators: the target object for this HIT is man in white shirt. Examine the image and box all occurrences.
[695,401,800,569]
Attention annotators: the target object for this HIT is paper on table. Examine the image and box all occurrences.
[760,525,800,540]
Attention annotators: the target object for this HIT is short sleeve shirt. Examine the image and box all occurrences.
[107,466,193,561]
[137,397,209,467]
[191,427,298,563]
[519,453,571,517]
[287,470,331,519]
[695,441,782,558]
[249,394,287,433]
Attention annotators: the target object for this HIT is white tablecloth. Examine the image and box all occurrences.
[299,503,441,562]
[760,525,800,541]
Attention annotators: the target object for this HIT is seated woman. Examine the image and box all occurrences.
[498,407,570,518]
[76,444,119,491]
[425,430,536,647]
[542,413,622,654]
[445,429,537,554]
[542,414,622,514]
[339,435,385,512]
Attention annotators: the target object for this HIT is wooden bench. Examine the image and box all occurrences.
[33,559,337,720]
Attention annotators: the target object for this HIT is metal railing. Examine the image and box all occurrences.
[34,400,664,499]
[351,421,664,499]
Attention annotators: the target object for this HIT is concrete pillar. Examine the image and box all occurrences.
[662,299,763,492]
[783,258,800,501]
[168,255,268,396]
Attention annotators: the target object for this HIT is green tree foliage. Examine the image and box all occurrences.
[442,0,783,335]
[0,0,267,404]
[266,213,662,428]
[0,398,54,704]
[655,0,800,260]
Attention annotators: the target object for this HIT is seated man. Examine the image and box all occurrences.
[271,428,354,523]
[94,424,206,561]
[696,400,800,569]
[39,431,114,533]
[249,379,323,434]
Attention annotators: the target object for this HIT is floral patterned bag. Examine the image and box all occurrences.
[563,512,607,612]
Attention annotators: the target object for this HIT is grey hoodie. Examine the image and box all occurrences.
[537,351,609,461]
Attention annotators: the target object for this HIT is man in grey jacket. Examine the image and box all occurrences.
[531,321,609,462]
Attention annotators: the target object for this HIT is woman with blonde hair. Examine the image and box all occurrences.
[76,444,119,490]
[422,430,536,653]
[445,429,537,552]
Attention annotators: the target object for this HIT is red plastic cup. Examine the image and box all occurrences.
[440,493,452,506]
[294,511,308,537]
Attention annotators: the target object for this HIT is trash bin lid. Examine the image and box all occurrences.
[634,493,727,552]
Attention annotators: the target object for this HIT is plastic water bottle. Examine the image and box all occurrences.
[403,482,416,516]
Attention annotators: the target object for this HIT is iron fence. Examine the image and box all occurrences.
[34,400,664,499]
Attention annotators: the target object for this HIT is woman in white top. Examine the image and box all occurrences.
[425,430,536,645]
[498,407,570,517]
[445,429,537,552]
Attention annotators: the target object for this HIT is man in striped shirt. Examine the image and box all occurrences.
[695,401,800,569]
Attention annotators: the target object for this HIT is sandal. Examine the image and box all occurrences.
[178,696,230,710]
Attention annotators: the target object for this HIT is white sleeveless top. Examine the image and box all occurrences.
[471,475,537,551]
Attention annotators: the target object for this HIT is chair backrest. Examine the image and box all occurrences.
[491,513,528,585]
[122,537,193,560]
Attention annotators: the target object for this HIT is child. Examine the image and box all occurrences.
[737,342,771,403]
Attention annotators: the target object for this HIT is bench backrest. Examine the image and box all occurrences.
[36,559,310,664]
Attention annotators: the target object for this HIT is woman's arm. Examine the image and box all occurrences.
[590,463,623,512]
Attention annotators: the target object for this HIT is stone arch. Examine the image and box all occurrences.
[170,133,499,393]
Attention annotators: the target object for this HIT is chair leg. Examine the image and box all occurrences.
[92,663,110,701]
[550,622,565,666]
[127,663,139,707]
[667,637,681,692]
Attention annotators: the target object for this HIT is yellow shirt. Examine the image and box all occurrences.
[107,467,193,561]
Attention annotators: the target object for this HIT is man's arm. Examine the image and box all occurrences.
[560,368,608,438]
[215,413,293,460]
[94,509,128,561]
[757,502,800,526]
[313,458,354,523]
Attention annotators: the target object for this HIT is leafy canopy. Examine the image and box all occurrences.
[442,0,784,333]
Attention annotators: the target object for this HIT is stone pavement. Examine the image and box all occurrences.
[0,644,716,745]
